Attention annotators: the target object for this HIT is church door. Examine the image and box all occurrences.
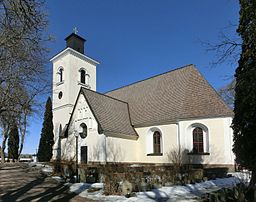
[81,146,88,163]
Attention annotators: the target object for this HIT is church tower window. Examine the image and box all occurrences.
[58,67,64,83]
[79,68,90,86]
[80,69,86,84]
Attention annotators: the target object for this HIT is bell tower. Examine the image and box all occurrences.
[50,32,99,160]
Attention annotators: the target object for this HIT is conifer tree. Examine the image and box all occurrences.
[8,123,19,161]
[232,0,256,191]
[37,97,54,162]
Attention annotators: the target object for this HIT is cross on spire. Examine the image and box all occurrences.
[73,27,78,34]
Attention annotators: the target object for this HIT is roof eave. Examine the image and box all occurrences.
[105,131,138,140]
[50,47,100,65]
[133,114,234,128]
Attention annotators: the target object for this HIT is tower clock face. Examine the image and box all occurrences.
[58,91,63,99]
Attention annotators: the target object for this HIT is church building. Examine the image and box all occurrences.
[51,33,235,167]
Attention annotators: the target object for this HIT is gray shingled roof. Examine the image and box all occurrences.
[81,88,138,137]
[106,64,233,127]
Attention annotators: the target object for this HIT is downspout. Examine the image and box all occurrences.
[177,121,181,155]
[104,134,107,164]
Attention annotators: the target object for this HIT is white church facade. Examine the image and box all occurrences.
[51,33,235,167]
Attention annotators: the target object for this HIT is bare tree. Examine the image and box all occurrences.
[218,78,235,107]
[166,147,189,173]
[0,0,51,162]
[17,90,34,158]
[200,25,241,107]
[201,28,241,67]
[106,140,124,163]
[0,112,15,162]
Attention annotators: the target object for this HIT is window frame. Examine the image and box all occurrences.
[79,68,90,87]
[146,127,163,156]
[59,68,63,82]
[80,69,86,84]
[79,123,87,139]
[186,123,210,155]
[56,67,64,85]
[192,127,204,153]
[153,131,161,154]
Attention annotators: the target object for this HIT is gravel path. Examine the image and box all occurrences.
[0,163,94,202]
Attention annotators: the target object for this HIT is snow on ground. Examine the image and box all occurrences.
[229,171,251,185]
[41,165,53,174]
[68,176,243,202]
[28,162,54,174]
[52,176,66,183]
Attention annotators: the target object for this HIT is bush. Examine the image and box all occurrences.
[52,160,76,181]
[101,164,175,195]
[204,167,228,179]
[52,160,62,174]
[204,183,248,202]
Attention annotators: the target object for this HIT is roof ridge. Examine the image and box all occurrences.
[182,67,233,115]
[105,64,195,94]
[81,87,138,137]
[191,68,233,112]
[82,87,129,105]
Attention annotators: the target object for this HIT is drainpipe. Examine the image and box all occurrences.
[177,122,181,155]
[104,135,107,164]
[74,130,79,182]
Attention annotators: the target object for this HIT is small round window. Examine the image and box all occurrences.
[58,91,63,99]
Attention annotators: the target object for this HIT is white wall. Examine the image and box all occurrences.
[50,52,235,166]
[135,124,178,164]
[61,93,106,163]
[130,117,234,165]
[52,49,97,111]
[60,98,235,166]
[105,136,138,163]
[51,48,98,160]
[179,117,235,165]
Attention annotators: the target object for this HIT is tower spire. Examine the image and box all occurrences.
[65,30,86,54]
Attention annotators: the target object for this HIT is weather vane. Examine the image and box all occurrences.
[73,27,78,34]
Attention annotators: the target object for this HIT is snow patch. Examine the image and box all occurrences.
[52,176,65,183]
[69,176,243,201]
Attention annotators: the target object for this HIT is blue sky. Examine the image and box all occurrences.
[21,0,240,154]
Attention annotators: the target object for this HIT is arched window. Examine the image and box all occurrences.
[80,69,86,84]
[153,131,161,154]
[147,128,163,155]
[79,123,87,138]
[57,67,64,82]
[79,68,90,86]
[193,127,204,153]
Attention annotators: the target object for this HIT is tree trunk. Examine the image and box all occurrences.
[1,134,8,163]
[18,117,27,161]
[0,146,3,163]
[18,114,27,161]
